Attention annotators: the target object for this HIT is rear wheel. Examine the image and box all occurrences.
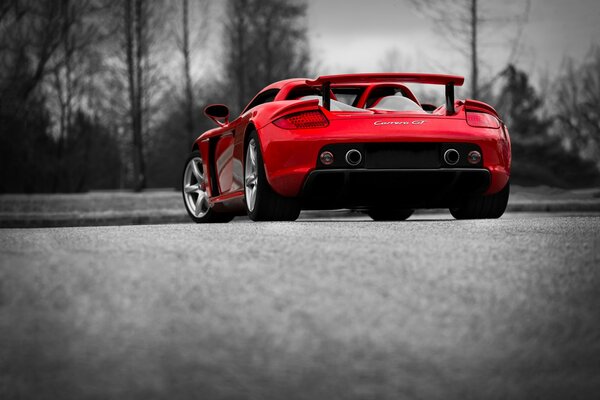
[450,181,510,220]
[182,150,234,223]
[367,208,414,221]
[244,132,300,221]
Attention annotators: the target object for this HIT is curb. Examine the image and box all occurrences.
[507,202,600,213]
[0,210,188,229]
[1,201,600,228]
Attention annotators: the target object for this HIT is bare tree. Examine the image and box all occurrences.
[407,0,530,99]
[555,46,600,164]
[0,2,65,111]
[121,0,169,190]
[173,0,209,147]
[48,0,107,191]
[223,0,310,113]
[0,0,126,193]
[224,0,250,113]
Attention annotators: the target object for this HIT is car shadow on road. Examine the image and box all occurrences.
[297,218,456,223]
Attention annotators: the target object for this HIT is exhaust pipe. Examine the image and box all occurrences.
[444,149,460,165]
[345,149,362,166]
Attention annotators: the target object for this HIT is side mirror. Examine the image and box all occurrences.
[204,104,230,127]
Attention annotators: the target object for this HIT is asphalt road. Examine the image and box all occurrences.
[1,213,599,400]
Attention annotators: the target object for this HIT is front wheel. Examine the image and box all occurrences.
[450,181,510,220]
[182,150,234,223]
[244,132,300,221]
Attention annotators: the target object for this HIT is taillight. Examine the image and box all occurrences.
[273,110,329,129]
[466,111,500,129]
[501,126,511,168]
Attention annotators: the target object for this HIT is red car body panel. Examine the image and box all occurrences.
[194,73,511,212]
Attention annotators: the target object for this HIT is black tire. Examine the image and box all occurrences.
[182,150,234,223]
[244,132,301,221]
[367,208,414,221]
[450,181,510,220]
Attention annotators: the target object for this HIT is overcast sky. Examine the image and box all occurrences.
[306,0,600,82]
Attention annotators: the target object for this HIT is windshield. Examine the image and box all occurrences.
[299,95,370,112]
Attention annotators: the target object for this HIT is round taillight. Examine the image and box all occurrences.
[320,151,334,165]
[467,150,481,164]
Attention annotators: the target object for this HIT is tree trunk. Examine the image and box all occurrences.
[235,12,246,112]
[470,0,478,98]
[182,0,195,148]
[134,0,146,190]
[64,0,74,192]
[53,0,72,192]
[52,68,66,193]
[125,0,140,190]
[125,0,146,191]
[263,14,272,84]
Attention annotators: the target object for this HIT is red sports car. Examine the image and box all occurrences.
[182,73,511,222]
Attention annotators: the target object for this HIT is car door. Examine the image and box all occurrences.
[214,125,236,194]
[214,89,280,195]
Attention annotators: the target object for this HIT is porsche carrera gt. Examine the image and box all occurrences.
[182,73,511,222]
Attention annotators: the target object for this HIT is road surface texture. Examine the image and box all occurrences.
[1,213,599,399]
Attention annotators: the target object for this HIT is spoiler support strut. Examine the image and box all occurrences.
[445,83,455,115]
[323,81,331,111]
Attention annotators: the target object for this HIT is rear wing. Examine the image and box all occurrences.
[305,73,465,115]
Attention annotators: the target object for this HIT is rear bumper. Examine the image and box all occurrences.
[301,168,491,209]
[257,124,510,198]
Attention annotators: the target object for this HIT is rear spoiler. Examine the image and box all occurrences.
[305,73,465,115]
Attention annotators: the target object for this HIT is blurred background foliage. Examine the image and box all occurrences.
[0,0,599,193]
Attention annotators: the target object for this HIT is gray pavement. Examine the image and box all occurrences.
[1,214,599,399]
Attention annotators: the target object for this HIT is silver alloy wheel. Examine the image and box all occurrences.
[245,139,258,212]
[183,157,209,218]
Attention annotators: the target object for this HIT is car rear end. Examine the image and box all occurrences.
[255,74,510,211]
[258,105,508,209]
